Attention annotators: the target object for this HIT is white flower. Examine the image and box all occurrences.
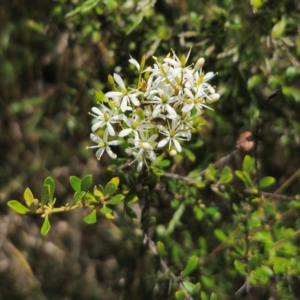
[105,73,141,112]
[126,131,158,171]
[181,87,213,114]
[119,111,153,137]
[157,120,190,153]
[148,83,178,119]
[87,130,121,159]
[90,104,125,136]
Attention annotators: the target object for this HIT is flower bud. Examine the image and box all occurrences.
[169,149,177,157]
[206,93,220,104]
[194,57,205,71]
[108,74,114,85]
[141,142,152,150]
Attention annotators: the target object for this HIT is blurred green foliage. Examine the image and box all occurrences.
[1,0,300,299]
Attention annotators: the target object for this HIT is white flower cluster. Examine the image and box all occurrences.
[87,49,220,172]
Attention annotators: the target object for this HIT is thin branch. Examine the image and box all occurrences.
[144,234,193,300]
[254,90,280,192]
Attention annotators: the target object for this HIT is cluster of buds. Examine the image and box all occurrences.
[87,50,220,172]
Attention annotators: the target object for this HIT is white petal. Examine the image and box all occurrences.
[96,147,105,159]
[119,128,132,137]
[113,73,126,89]
[173,139,182,152]
[185,48,192,64]
[107,122,115,136]
[90,133,102,143]
[182,103,194,113]
[129,56,140,71]
[106,147,117,159]
[129,95,140,106]
[137,160,143,172]
[204,72,215,81]
[152,104,162,118]
[166,104,177,118]
[184,88,194,99]
[148,134,158,142]
[120,97,128,112]
[108,140,122,146]
[156,124,168,134]
[91,107,104,117]
[157,137,169,148]
[91,121,104,132]
[105,91,123,98]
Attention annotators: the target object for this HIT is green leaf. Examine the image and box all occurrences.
[24,187,34,207]
[107,194,124,205]
[72,191,86,206]
[201,291,208,300]
[41,184,50,205]
[41,216,51,235]
[259,176,275,188]
[100,206,112,215]
[183,148,196,162]
[182,282,195,294]
[124,194,139,205]
[272,17,286,38]
[219,166,233,184]
[81,175,92,192]
[147,216,156,227]
[214,229,227,242]
[157,241,165,257]
[156,159,170,168]
[104,177,119,196]
[243,155,253,174]
[205,163,217,181]
[252,0,263,9]
[83,209,97,224]
[126,206,137,219]
[234,259,247,275]
[192,282,201,294]
[175,290,186,300]
[8,200,30,214]
[70,176,82,192]
[95,88,107,102]
[44,177,55,203]
[235,170,254,188]
[242,171,254,188]
[210,292,217,300]
[182,256,198,277]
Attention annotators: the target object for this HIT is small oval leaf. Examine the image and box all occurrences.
[157,241,165,257]
[84,209,97,224]
[104,177,119,196]
[175,290,186,300]
[72,191,86,206]
[272,17,286,38]
[70,176,82,192]
[259,176,275,188]
[8,200,30,214]
[100,206,112,215]
[44,177,55,203]
[41,216,51,235]
[210,292,217,300]
[182,255,198,277]
[24,188,34,207]
[243,155,253,174]
[182,281,194,294]
[214,229,227,242]
[81,175,92,192]
[41,184,50,205]
[107,194,124,205]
